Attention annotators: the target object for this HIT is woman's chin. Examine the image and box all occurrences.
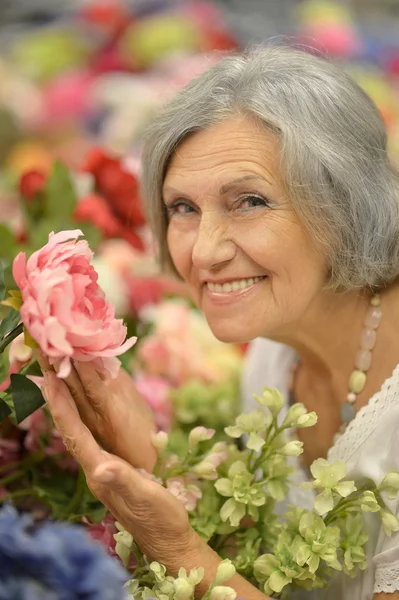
[206,321,254,345]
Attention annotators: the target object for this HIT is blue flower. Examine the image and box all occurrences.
[0,505,128,600]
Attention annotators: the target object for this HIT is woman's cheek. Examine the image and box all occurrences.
[167,225,195,279]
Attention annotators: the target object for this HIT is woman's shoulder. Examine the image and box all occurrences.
[241,338,296,412]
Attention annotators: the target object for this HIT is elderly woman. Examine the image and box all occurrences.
[38,45,399,600]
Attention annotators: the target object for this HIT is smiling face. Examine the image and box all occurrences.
[163,115,328,343]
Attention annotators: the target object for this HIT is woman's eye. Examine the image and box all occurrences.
[238,195,271,210]
[166,201,196,216]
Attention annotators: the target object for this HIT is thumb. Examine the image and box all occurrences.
[93,460,153,503]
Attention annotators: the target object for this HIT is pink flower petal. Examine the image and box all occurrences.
[48,229,83,245]
[12,252,27,289]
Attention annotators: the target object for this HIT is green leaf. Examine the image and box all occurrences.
[0,393,11,421]
[0,224,17,261]
[10,373,45,423]
[0,309,20,341]
[46,161,77,222]
[0,348,10,385]
[28,220,56,252]
[77,223,102,250]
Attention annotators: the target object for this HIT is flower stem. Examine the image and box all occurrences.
[65,467,86,518]
[0,469,26,487]
[0,488,38,502]
[0,323,23,354]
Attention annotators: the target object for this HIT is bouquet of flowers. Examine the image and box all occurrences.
[1,228,398,600]
[115,392,399,599]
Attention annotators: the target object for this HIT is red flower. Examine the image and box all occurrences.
[19,171,46,202]
[74,194,121,238]
[74,194,145,250]
[81,148,146,248]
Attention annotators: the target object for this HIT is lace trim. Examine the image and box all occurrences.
[328,364,399,464]
[374,558,399,594]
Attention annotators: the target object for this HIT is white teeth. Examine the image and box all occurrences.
[206,276,264,293]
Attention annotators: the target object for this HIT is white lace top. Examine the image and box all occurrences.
[241,337,399,600]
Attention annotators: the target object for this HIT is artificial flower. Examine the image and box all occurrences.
[216,460,267,526]
[302,458,357,514]
[0,504,127,599]
[12,229,136,378]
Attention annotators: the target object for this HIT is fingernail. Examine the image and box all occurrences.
[94,466,115,483]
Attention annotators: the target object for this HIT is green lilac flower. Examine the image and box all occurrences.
[264,454,295,501]
[380,508,399,536]
[233,529,263,578]
[291,512,341,573]
[225,409,270,452]
[214,559,236,584]
[215,460,267,526]
[254,548,311,595]
[302,459,357,514]
[360,490,381,513]
[189,484,224,541]
[378,471,399,500]
[283,403,318,428]
[113,521,134,567]
[253,386,285,417]
[341,515,368,577]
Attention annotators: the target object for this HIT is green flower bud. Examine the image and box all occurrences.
[174,577,194,600]
[379,471,399,500]
[381,509,399,536]
[210,585,237,600]
[283,403,307,427]
[214,559,236,585]
[255,387,285,416]
[149,561,167,582]
[360,491,381,513]
[188,426,215,450]
[296,411,318,428]
[276,440,303,457]
[150,431,169,451]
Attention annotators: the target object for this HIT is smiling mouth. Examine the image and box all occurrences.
[206,276,266,293]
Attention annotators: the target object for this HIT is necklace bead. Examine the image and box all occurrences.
[364,306,382,329]
[360,328,376,350]
[288,293,382,443]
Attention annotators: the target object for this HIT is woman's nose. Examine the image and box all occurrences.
[191,213,236,270]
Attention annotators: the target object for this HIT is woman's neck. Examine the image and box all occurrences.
[270,288,382,395]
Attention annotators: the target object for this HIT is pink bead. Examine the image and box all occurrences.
[355,349,372,371]
[360,328,376,350]
[364,306,382,330]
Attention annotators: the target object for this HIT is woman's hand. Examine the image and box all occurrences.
[36,354,157,472]
[40,367,197,565]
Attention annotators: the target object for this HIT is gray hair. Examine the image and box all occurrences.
[140,44,399,291]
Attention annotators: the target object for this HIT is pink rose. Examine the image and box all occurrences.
[12,230,136,378]
[134,374,173,431]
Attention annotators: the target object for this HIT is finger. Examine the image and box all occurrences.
[73,361,110,417]
[35,351,54,374]
[43,369,105,473]
[57,361,91,417]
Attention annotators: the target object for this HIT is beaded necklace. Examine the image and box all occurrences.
[289,293,382,444]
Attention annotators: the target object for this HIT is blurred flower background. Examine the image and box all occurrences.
[0,0,399,595]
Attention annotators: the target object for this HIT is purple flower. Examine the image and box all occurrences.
[0,505,128,599]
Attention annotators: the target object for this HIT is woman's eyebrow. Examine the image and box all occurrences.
[163,174,271,198]
[219,175,271,194]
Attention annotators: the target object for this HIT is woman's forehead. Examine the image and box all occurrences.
[163,117,281,192]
